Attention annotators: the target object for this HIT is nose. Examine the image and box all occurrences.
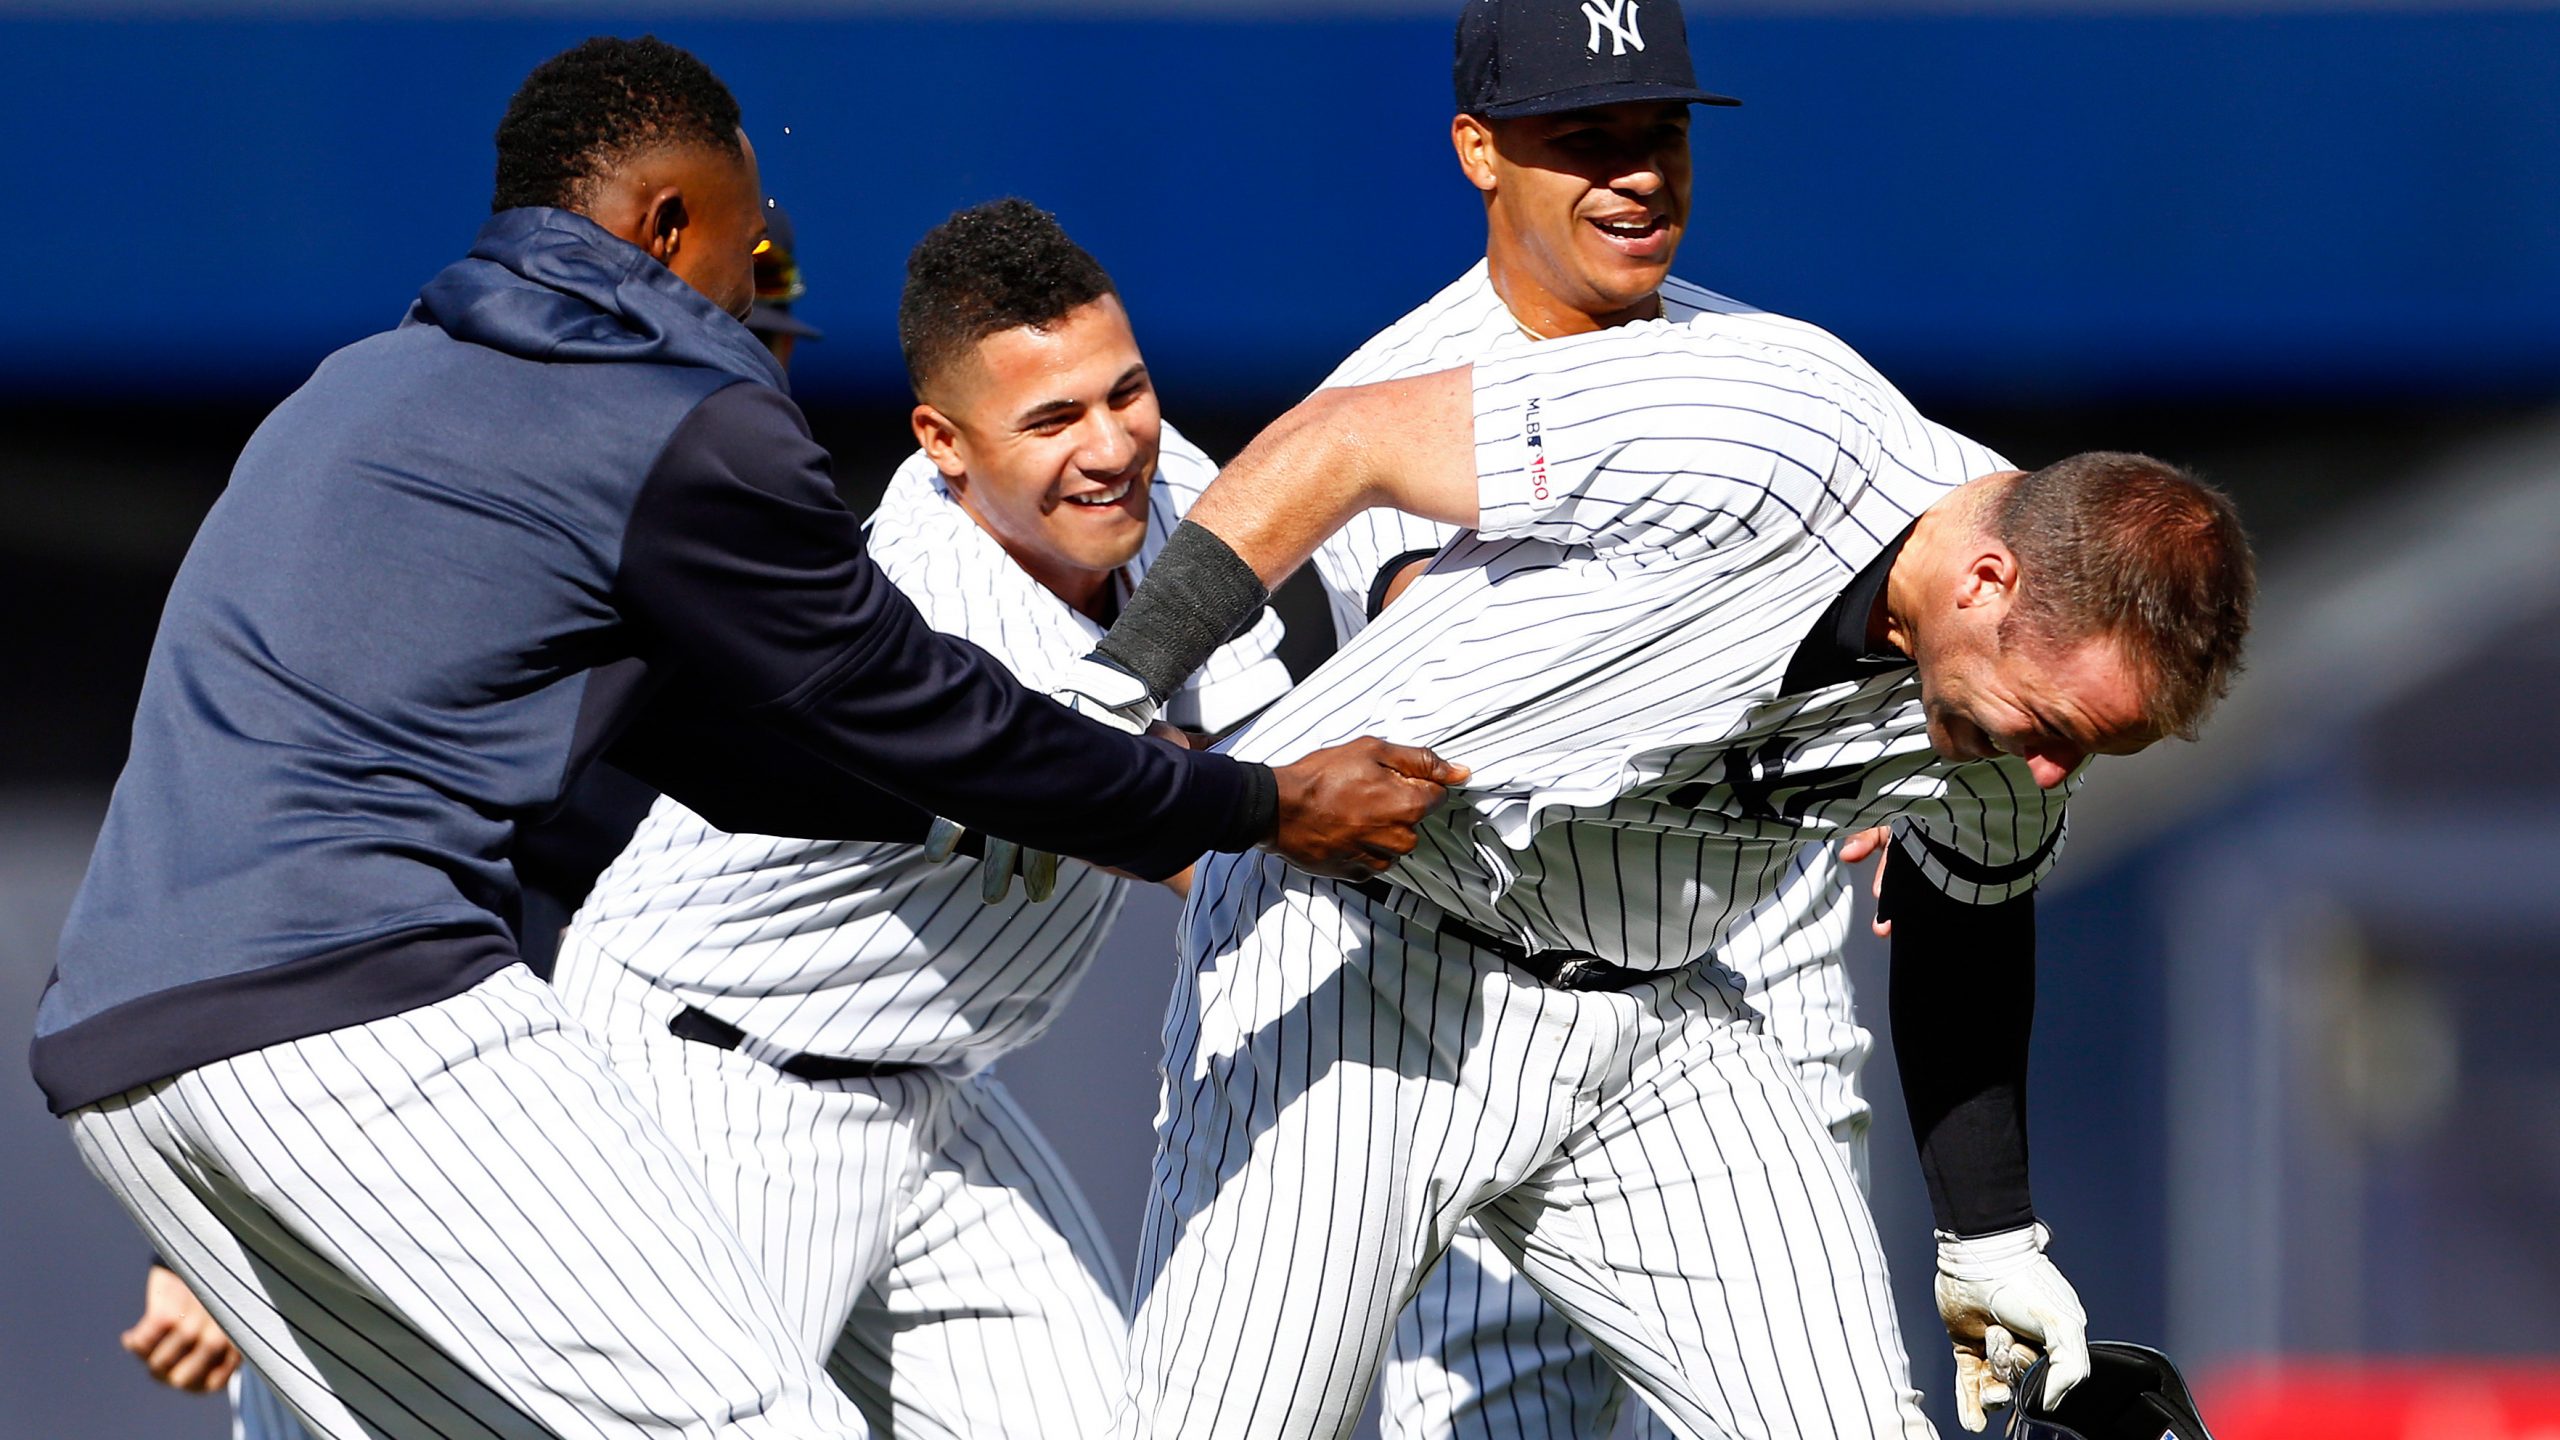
[1613,159,1664,197]
[2022,744,2084,789]
[1076,409,1139,477]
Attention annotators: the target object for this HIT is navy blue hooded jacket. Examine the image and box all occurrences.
[33,209,1269,1114]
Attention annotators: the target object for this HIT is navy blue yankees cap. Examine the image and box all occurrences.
[1455,0,1739,118]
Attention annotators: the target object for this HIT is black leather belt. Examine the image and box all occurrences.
[1346,878,1666,994]
[667,1007,924,1081]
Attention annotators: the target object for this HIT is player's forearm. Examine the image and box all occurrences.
[1186,374,1477,587]
[1883,856,2038,1237]
[1094,368,1481,704]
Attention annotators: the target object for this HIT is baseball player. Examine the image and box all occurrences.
[549,198,1292,1436]
[1314,4,2084,1433]
[36,38,1453,1440]
[1030,323,2253,1440]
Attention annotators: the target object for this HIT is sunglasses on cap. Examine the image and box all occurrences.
[752,237,804,306]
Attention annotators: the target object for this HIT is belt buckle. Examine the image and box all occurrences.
[1550,957,1608,991]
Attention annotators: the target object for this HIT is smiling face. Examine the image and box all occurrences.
[912,294,1159,617]
[1457,101,1694,336]
[1892,493,2167,787]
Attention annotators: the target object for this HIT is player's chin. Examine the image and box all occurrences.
[1572,254,1674,313]
[1921,712,1970,765]
[1054,521,1146,576]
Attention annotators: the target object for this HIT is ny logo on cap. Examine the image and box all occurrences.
[1583,0,1645,56]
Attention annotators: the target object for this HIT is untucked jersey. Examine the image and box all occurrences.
[564,422,1290,1071]
[1226,323,2073,973]
[1302,263,2011,1107]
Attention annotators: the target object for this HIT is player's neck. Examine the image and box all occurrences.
[1021,553,1119,623]
[1485,255,1663,339]
[1880,501,1978,659]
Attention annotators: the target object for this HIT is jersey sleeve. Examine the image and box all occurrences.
[1889,757,2078,905]
[614,382,1269,878]
[1468,323,1880,554]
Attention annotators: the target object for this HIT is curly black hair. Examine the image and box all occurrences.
[899,199,1119,396]
[492,36,743,213]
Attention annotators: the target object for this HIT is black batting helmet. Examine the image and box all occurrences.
[2005,1342,2215,1440]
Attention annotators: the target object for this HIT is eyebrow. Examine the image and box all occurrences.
[1012,364,1149,428]
[1013,398,1082,429]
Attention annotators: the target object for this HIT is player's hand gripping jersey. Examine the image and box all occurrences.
[565,422,1288,1070]
[1227,320,2073,970]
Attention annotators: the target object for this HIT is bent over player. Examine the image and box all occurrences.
[1057,329,2253,1438]
[552,199,1289,1436]
[35,40,1453,1440]
[1315,2,2088,1431]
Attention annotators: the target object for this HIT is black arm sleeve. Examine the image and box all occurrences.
[615,383,1272,879]
[607,683,932,844]
[1884,852,2038,1237]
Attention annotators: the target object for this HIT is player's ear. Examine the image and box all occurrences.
[1452,113,1500,194]
[1953,546,2020,613]
[913,403,968,482]
[641,187,690,264]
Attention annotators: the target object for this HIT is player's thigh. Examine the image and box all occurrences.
[561,943,933,1360]
[828,1075,1126,1439]
[1120,859,1559,1440]
[72,966,864,1440]
[1383,1219,1637,1440]
[1482,993,1926,1440]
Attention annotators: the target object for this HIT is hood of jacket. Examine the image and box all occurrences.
[406,207,787,392]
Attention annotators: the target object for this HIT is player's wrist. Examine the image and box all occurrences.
[1094,521,1269,703]
[1936,1220,2052,1276]
[1218,761,1280,852]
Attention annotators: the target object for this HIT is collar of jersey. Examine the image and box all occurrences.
[1779,521,1917,695]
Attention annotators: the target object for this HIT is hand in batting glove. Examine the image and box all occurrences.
[1934,1222,2089,1432]
[1046,652,1160,736]
[924,654,1164,903]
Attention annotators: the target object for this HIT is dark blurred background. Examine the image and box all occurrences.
[7,4,2559,1438]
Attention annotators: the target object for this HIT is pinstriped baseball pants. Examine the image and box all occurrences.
[1118,854,1933,1440]
[69,965,869,1439]
[1385,1083,1885,1440]
[556,943,1128,1440]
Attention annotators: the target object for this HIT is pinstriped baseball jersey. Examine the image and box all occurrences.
[562,420,1289,1070]
[1225,321,2074,973]
[1309,261,1948,648]
[1305,262,1964,1137]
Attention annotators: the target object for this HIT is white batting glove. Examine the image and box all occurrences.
[921,654,1161,903]
[1934,1222,2089,1431]
[1049,651,1158,735]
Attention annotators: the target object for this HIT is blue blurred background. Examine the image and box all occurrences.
[6,3,2557,1437]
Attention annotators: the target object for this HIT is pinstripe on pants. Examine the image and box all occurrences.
[557,935,1130,1439]
[70,965,868,1440]
[1117,854,1933,1440]
[1383,851,1891,1440]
